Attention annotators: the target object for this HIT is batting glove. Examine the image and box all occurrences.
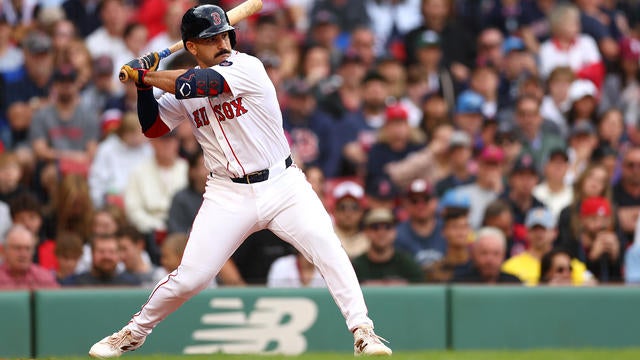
[120,64,149,88]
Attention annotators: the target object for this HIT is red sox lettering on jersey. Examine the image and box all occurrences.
[191,97,247,128]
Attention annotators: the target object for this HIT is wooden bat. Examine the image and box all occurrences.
[119,0,263,82]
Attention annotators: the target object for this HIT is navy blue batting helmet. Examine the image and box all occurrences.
[181,5,236,48]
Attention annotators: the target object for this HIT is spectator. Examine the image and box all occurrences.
[116,226,157,287]
[153,232,188,284]
[310,0,370,35]
[453,90,484,143]
[475,27,504,68]
[404,0,475,83]
[232,230,295,285]
[331,181,368,259]
[347,26,377,69]
[0,151,28,203]
[556,163,612,247]
[513,95,565,172]
[365,0,422,59]
[574,0,621,61]
[565,79,599,127]
[563,196,623,282]
[0,14,24,78]
[502,207,591,286]
[456,145,505,230]
[469,66,500,120]
[282,78,340,177]
[304,14,341,70]
[62,0,102,37]
[143,2,189,72]
[538,4,605,87]
[80,55,119,127]
[88,112,153,208]
[500,152,545,226]
[167,149,206,235]
[600,36,640,134]
[533,148,573,221]
[54,232,83,283]
[539,249,581,286]
[452,227,521,284]
[267,251,326,288]
[540,67,575,138]
[61,234,141,286]
[352,208,424,284]
[395,179,446,269]
[124,130,187,248]
[496,37,539,117]
[482,199,521,258]
[565,122,600,186]
[29,65,99,183]
[318,52,367,121]
[435,130,475,197]
[365,103,423,193]
[0,225,59,289]
[613,147,640,244]
[409,30,456,106]
[597,108,626,152]
[4,31,54,149]
[8,192,54,269]
[426,207,472,283]
[53,174,94,243]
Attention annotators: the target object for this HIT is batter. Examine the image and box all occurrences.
[89,4,391,358]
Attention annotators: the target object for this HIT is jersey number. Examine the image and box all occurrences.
[192,107,210,128]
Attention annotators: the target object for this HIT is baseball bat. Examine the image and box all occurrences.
[119,0,263,82]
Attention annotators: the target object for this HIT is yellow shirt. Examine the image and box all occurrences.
[501,252,588,286]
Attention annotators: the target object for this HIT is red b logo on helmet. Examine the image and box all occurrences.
[212,12,222,25]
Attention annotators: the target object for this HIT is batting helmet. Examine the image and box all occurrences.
[181,5,236,48]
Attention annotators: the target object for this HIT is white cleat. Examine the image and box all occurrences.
[88,328,146,358]
[353,325,393,356]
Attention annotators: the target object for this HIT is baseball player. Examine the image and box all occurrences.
[89,5,391,358]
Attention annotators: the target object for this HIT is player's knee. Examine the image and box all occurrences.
[169,266,212,296]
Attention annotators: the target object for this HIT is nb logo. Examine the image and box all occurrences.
[183,297,318,355]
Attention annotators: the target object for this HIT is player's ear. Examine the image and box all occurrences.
[185,41,197,56]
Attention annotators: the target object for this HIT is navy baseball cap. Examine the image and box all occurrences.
[512,152,538,175]
[456,90,484,114]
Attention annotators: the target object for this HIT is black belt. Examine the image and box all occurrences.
[219,155,293,184]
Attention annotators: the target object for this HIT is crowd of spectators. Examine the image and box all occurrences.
[1,0,640,289]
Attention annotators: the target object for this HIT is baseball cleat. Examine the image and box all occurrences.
[353,325,392,356]
[89,328,145,358]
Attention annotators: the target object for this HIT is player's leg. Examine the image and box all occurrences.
[89,180,258,358]
[264,168,391,355]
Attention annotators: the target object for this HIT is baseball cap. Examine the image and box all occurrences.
[311,10,338,27]
[93,55,114,76]
[286,78,312,97]
[363,208,395,227]
[620,37,640,62]
[502,36,526,54]
[511,152,538,175]
[385,103,409,123]
[456,90,484,114]
[570,121,596,138]
[580,197,612,217]
[22,31,53,54]
[52,66,78,83]
[366,178,398,201]
[340,51,364,66]
[439,189,471,209]
[479,144,505,163]
[547,147,569,162]
[568,79,597,104]
[449,130,472,149]
[407,178,432,195]
[525,207,555,229]
[361,70,387,85]
[416,30,441,48]
[333,180,364,201]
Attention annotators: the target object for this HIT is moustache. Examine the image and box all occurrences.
[215,49,231,57]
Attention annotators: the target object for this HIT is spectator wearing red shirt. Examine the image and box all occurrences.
[0,225,59,289]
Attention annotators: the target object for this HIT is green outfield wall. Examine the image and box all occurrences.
[2,285,640,358]
[0,291,31,358]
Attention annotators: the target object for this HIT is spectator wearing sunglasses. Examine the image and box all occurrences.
[351,208,423,285]
[331,181,368,259]
[539,249,578,285]
[395,179,446,270]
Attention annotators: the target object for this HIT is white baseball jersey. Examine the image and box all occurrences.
[538,35,602,79]
[157,51,290,178]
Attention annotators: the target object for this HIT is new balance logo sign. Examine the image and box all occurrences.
[183,297,318,355]
[355,339,367,353]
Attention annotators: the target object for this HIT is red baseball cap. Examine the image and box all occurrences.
[479,144,505,163]
[580,197,612,217]
[385,103,408,123]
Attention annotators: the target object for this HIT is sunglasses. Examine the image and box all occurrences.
[552,265,571,274]
[408,195,431,205]
[336,203,361,212]
[624,162,640,169]
[366,222,394,231]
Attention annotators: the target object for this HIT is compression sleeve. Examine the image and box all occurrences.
[175,68,230,99]
[137,87,170,138]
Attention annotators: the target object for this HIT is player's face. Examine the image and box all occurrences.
[190,32,232,67]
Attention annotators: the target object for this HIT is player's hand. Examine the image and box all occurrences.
[139,52,160,72]
[120,63,148,87]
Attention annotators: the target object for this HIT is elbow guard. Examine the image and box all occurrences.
[175,68,226,99]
